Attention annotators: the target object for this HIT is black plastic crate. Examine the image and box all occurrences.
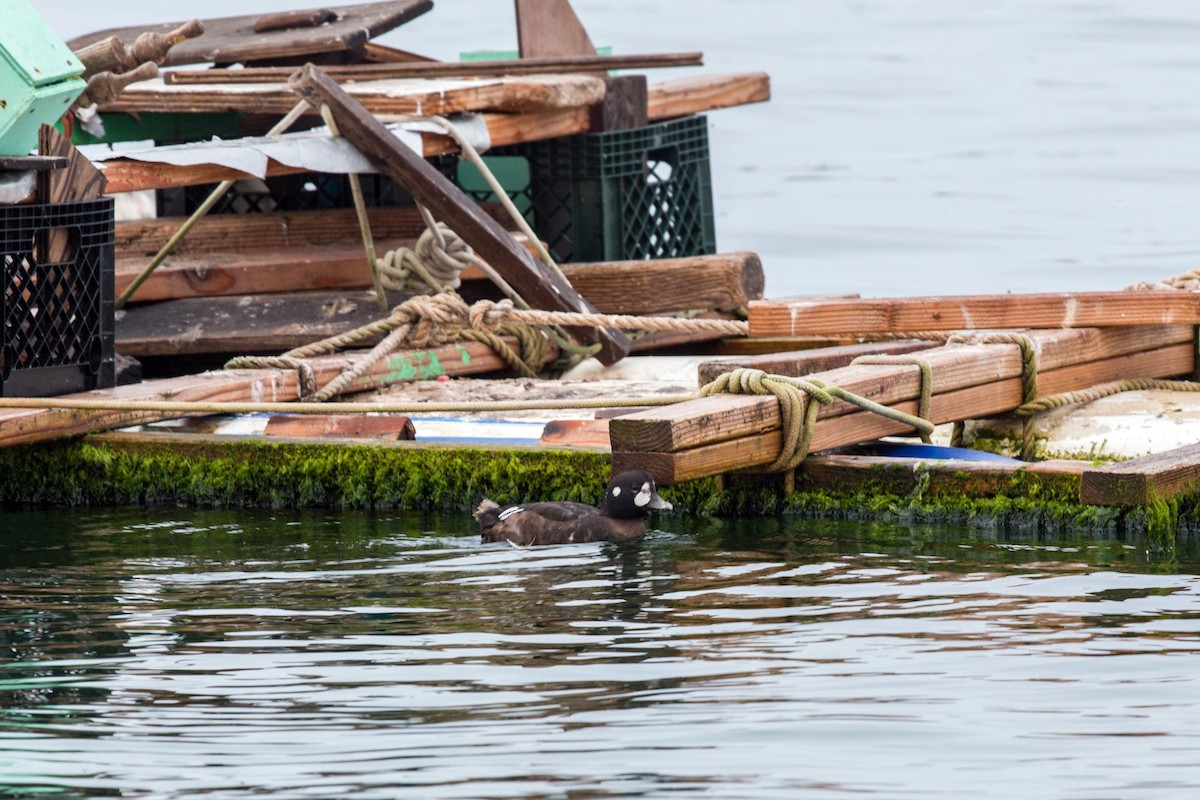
[1,199,115,397]
[443,115,717,263]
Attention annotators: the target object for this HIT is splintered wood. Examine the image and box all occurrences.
[611,326,1197,484]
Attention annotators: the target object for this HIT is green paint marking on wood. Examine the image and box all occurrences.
[457,345,471,365]
[379,350,447,383]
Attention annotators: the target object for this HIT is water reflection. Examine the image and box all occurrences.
[2,510,1199,798]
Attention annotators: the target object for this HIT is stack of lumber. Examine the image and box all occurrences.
[612,291,1200,483]
[77,0,770,368]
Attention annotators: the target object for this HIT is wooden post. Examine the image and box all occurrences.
[590,75,648,132]
[515,0,596,58]
[287,63,631,365]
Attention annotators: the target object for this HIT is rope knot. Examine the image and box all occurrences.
[468,298,514,333]
[388,292,472,348]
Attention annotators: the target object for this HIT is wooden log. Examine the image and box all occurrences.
[0,337,545,448]
[611,327,1194,475]
[264,413,415,439]
[562,252,764,315]
[67,2,433,67]
[73,36,133,78]
[1081,444,1200,506]
[288,63,630,365]
[102,74,608,116]
[749,292,1200,336]
[697,340,937,386]
[515,0,596,59]
[164,53,706,84]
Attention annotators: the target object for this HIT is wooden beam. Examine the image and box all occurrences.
[97,73,771,194]
[590,75,648,132]
[103,74,607,116]
[163,53,706,84]
[562,252,763,315]
[1081,443,1200,506]
[264,413,416,440]
[287,63,630,365]
[697,340,936,386]
[611,327,1197,482]
[515,0,596,59]
[749,292,1200,336]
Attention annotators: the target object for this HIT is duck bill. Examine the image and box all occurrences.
[649,494,673,511]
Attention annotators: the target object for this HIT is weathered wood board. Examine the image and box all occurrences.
[515,0,596,59]
[67,1,433,67]
[102,75,607,116]
[1081,443,1200,506]
[696,340,937,386]
[750,292,1200,335]
[163,53,705,84]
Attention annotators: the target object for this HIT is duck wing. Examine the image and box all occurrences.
[477,501,600,546]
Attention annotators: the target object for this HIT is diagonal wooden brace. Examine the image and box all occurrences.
[288,63,631,365]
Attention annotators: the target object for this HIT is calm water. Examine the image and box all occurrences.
[3,509,1200,798]
[36,0,1200,296]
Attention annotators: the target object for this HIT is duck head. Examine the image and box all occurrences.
[600,470,673,519]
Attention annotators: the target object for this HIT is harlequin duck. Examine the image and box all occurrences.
[474,470,673,546]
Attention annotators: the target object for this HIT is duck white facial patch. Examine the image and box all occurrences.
[634,482,653,508]
[611,486,621,497]
[498,506,525,521]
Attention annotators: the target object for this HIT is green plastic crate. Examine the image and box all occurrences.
[0,0,85,155]
[447,115,717,263]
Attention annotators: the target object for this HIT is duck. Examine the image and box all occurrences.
[474,470,673,546]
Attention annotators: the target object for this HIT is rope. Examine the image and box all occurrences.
[945,332,1039,457]
[699,368,935,473]
[850,354,935,443]
[1016,378,1200,416]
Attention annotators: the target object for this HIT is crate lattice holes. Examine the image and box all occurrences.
[1,200,115,397]
[443,115,717,263]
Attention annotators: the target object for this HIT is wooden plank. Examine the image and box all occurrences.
[0,338,540,448]
[1081,443,1200,506]
[116,205,463,256]
[163,53,706,84]
[67,2,433,67]
[749,292,1200,335]
[116,290,415,356]
[797,454,1087,499]
[37,125,106,204]
[647,72,771,120]
[538,419,611,449]
[612,326,1194,453]
[264,413,415,440]
[288,63,630,365]
[103,74,608,116]
[613,344,1195,484]
[697,340,937,386]
[98,73,772,194]
[515,0,596,59]
[114,246,410,302]
[0,156,68,171]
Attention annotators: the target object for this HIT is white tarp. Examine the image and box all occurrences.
[79,114,491,179]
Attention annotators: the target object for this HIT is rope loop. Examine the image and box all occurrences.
[377,222,476,294]
[700,368,934,474]
[851,354,935,443]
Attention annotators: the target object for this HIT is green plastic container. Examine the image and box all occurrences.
[446,115,717,263]
[0,0,85,155]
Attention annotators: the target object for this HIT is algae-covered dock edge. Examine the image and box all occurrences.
[0,434,1194,546]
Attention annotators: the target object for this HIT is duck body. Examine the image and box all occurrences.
[474,470,672,546]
